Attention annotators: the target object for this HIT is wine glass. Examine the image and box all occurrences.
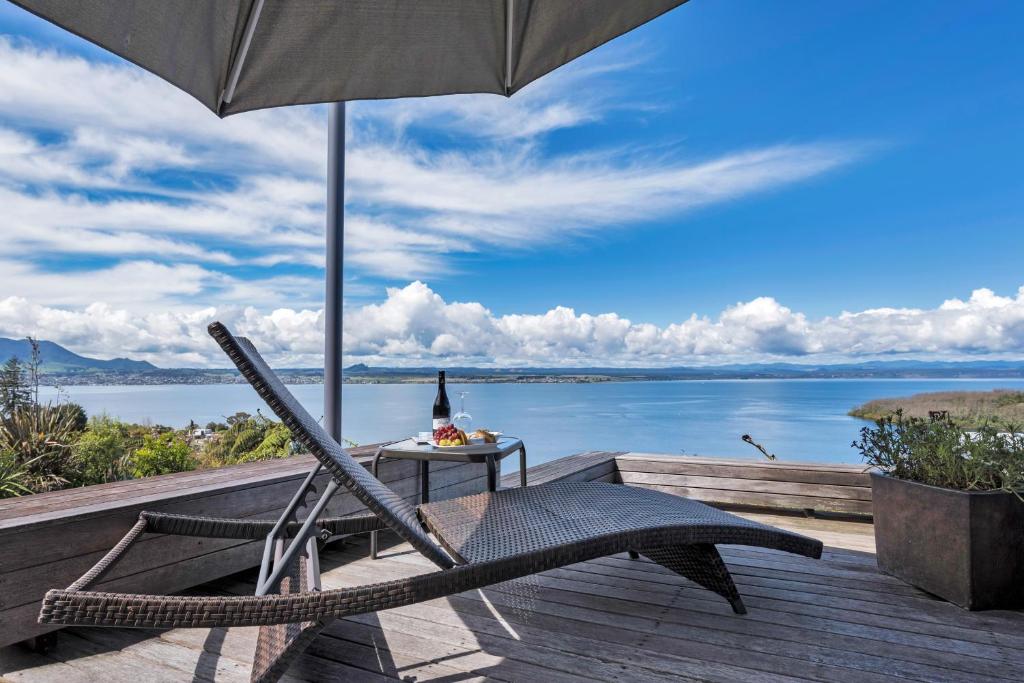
[453,391,473,433]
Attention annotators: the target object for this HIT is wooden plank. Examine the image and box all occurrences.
[618,453,867,472]
[617,471,872,500]
[156,626,339,683]
[615,457,871,487]
[0,450,392,532]
[0,444,387,519]
[322,619,601,683]
[628,482,873,515]
[501,451,622,488]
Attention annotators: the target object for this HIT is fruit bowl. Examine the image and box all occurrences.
[431,424,472,448]
[432,437,484,448]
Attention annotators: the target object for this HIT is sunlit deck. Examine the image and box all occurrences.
[2,452,1022,682]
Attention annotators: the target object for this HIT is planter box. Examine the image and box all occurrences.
[871,473,1024,610]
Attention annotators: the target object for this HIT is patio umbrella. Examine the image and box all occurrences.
[10,0,690,438]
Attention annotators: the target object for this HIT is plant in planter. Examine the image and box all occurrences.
[854,411,1024,610]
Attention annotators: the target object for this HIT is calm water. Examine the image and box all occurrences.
[40,379,1024,467]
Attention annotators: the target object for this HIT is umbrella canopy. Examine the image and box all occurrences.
[10,0,690,438]
[11,0,687,116]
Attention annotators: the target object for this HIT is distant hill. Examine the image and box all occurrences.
[0,337,157,373]
[1,336,1023,384]
[343,359,1024,381]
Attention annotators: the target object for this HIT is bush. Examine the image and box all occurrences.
[235,422,294,463]
[200,412,294,467]
[131,432,196,478]
[854,411,1024,497]
[72,416,131,486]
[0,404,80,492]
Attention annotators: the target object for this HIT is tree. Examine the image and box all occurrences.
[26,337,41,407]
[0,357,30,417]
[131,432,195,478]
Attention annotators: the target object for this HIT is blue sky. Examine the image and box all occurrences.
[0,1,1022,367]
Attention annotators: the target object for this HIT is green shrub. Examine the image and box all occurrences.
[0,404,80,492]
[200,412,295,467]
[234,423,294,463]
[854,411,1024,497]
[72,416,131,486]
[131,432,196,478]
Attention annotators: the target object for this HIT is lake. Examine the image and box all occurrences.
[40,378,1024,468]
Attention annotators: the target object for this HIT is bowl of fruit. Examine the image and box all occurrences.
[433,424,472,447]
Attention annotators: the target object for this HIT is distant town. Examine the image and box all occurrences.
[4,337,1024,386]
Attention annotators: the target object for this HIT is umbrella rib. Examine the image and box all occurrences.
[220,0,267,109]
[504,0,515,94]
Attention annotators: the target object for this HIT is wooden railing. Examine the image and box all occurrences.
[614,453,872,516]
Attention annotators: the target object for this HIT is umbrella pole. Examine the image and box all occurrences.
[324,102,345,441]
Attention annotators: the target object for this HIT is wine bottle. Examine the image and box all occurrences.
[432,370,451,430]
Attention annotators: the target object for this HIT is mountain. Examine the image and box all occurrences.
[0,337,157,373]
[3,336,1023,384]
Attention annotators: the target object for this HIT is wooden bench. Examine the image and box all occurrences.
[0,445,485,649]
[614,453,872,516]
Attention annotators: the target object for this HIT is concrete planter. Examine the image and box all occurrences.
[871,473,1024,610]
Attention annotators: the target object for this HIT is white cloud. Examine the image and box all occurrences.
[0,35,865,306]
[0,258,326,313]
[3,283,1024,368]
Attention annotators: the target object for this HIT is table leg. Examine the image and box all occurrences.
[421,460,430,504]
[370,449,384,560]
[519,445,527,487]
[485,453,498,491]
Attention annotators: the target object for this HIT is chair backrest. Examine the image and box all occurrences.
[208,322,455,569]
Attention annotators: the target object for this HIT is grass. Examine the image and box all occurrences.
[850,389,1024,429]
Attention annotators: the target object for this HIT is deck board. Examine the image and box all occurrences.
[4,509,1021,683]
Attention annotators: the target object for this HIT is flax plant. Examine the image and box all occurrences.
[0,405,79,492]
[0,451,38,498]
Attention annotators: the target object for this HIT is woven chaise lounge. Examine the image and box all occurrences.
[39,322,823,683]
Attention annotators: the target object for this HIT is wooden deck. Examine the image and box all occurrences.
[4,513,1024,681]
[2,451,1022,682]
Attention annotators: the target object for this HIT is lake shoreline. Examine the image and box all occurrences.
[42,372,1024,387]
[38,378,1024,466]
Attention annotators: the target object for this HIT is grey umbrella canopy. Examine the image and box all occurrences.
[12,0,686,115]
[11,0,690,436]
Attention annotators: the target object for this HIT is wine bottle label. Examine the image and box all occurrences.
[432,417,451,430]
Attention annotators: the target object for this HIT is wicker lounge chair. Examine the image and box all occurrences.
[39,322,823,683]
